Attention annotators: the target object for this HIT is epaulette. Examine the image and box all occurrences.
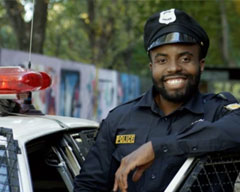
[214,92,238,102]
[202,92,239,121]
[109,93,145,113]
[202,92,238,105]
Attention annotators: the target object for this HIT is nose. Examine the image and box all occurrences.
[167,60,182,74]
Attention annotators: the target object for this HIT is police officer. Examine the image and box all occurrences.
[74,9,240,192]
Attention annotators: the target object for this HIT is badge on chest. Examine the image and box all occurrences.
[115,134,135,144]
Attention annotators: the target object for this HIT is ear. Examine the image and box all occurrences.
[199,59,205,72]
[149,62,153,71]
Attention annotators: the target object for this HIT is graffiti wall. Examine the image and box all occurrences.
[117,73,140,104]
[60,69,81,117]
[0,48,141,121]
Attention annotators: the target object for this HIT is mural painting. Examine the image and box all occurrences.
[60,69,81,117]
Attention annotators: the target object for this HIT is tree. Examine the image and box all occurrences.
[219,0,237,67]
[1,0,240,75]
[4,0,48,53]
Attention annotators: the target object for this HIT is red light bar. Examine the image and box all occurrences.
[39,72,52,90]
[0,66,52,94]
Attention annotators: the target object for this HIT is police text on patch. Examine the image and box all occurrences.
[115,134,135,144]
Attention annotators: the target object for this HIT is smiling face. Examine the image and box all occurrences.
[149,43,205,104]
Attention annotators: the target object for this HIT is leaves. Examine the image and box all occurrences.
[1,0,240,76]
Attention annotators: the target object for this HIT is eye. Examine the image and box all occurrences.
[181,56,191,63]
[155,58,167,65]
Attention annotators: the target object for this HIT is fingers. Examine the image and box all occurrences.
[132,167,145,182]
[113,173,117,191]
[113,142,155,191]
[113,177,118,192]
[113,169,128,192]
[113,157,133,192]
[132,161,153,182]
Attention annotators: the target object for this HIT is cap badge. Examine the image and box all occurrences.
[159,8,176,25]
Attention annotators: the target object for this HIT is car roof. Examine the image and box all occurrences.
[0,114,99,144]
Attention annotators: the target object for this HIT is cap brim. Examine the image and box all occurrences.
[147,32,197,51]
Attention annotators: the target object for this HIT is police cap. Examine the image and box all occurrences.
[144,8,209,58]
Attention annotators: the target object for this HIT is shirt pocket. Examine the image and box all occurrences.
[112,143,140,162]
[112,123,150,162]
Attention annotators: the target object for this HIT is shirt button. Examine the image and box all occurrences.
[151,174,156,180]
[163,146,168,153]
[192,146,198,151]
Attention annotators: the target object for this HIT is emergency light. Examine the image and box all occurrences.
[0,66,52,95]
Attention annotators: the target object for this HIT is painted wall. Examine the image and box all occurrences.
[0,48,141,121]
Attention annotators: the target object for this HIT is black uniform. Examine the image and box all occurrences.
[74,88,240,192]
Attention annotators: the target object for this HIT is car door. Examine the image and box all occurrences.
[165,152,240,192]
[26,127,97,192]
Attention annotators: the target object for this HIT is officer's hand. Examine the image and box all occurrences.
[113,141,155,192]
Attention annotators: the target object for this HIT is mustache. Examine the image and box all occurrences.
[161,73,189,81]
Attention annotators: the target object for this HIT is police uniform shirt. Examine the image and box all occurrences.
[74,87,240,192]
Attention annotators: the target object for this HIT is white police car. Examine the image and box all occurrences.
[0,66,98,192]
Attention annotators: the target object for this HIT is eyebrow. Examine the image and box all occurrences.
[179,51,194,57]
[154,53,167,60]
[153,51,194,61]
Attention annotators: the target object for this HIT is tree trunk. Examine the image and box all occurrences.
[87,0,97,64]
[32,0,48,53]
[80,0,116,65]
[4,0,29,51]
[4,0,48,54]
[219,0,236,67]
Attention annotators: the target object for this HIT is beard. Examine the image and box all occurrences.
[152,67,201,103]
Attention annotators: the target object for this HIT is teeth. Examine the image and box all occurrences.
[166,79,183,85]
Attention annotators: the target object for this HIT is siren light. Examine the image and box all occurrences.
[0,66,52,95]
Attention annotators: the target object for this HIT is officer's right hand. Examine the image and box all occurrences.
[113,141,155,192]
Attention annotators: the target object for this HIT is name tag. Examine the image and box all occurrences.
[115,134,135,144]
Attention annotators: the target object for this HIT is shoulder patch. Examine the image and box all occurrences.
[216,92,238,102]
[217,93,227,100]
[224,103,240,111]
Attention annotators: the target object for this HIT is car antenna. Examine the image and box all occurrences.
[28,0,35,70]
[25,0,35,105]
[22,0,42,114]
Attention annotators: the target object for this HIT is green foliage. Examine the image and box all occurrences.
[1,0,240,76]
[227,0,240,66]
[44,0,92,62]
[0,2,17,49]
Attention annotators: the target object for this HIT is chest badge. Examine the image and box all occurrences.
[115,134,135,144]
[225,103,240,111]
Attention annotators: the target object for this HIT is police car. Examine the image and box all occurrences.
[0,66,98,192]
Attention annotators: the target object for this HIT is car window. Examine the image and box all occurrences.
[26,127,97,192]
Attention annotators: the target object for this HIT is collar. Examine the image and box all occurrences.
[135,88,154,107]
[135,87,204,115]
[180,91,204,114]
